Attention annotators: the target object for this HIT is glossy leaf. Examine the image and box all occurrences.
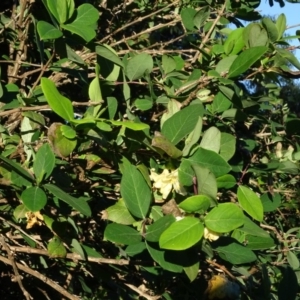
[200,126,221,153]
[152,134,182,158]
[104,200,136,225]
[262,17,278,42]
[46,0,74,24]
[60,125,76,139]
[104,223,141,245]
[61,4,99,42]
[219,133,236,161]
[188,148,231,178]
[96,44,124,67]
[211,92,231,113]
[180,8,196,31]
[125,53,153,80]
[237,186,263,222]
[215,238,256,264]
[146,242,183,273]
[216,174,236,189]
[276,13,286,40]
[37,21,62,40]
[162,105,203,145]
[41,78,74,121]
[205,203,244,233]
[228,46,268,78]
[178,195,211,213]
[159,217,204,250]
[110,120,149,131]
[145,215,176,242]
[182,117,202,156]
[22,187,47,212]
[48,236,67,258]
[44,184,91,216]
[120,163,151,219]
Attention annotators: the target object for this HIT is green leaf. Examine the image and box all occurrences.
[216,174,236,189]
[215,238,256,264]
[0,155,34,183]
[89,76,102,104]
[44,184,91,216]
[145,215,176,242]
[211,92,231,113]
[277,48,300,70]
[245,23,268,47]
[178,195,211,213]
[120,163,151,219]
[178,160,194,186]
[162,55,176,74]
[180,8,196,31]
[262,17,278,42]
[104,223,141,245]
[159,217,204,250]
[237,186,263,222]
[22,187,47,212]
[223,28,245,55]
[96,45,124,67]
[135,98,153,111]
[47,0,74,24]
[240,216,270,238]
[125,242,147,257]
[152,134,182,159]
[41,78,74,121]
[37,21,62,40]
[219,133,236,161]
[193,7,210,30]
[287,251,300,270]
[215,56,237,75]
[261,193,281,212]
[228,46,268,78]
[205,203,244,233]
[182,117,202,156]
[162,105,203,145]
[200,126,221,153]
[245,235,275,250]
[276,13,286,40]
[184,260,199,282]
[104,200,136,225]
[48,123,77,157]
[48,236,67,258]
[109,120,149,131]
[145,242,183,273]
[188,148,231,178]
[192,165,217,200]
[60,125,76,139]
[71,238,85,259]
[125,53,153,80]
[61,4,99,42]
[14,204,29,220]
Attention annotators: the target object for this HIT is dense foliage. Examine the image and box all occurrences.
[1,0,300,299]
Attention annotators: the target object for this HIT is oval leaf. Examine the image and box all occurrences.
[178,195,211,213]
[22,187,47,212]
[104,223,141,245]
[120,163,151,219]
[228,46,268,78]
[205,203,244,233]
[159,217,204,250]
[237,186,263,222]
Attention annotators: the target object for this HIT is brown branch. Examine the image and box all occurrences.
[124,283,160,300]
[0,216,46,250]
[110,16,181,47]
[0,235,32,300]
[0,101,103,117]
[0,255,79,300]
[100,0,181,43]
[191,3,227,64]
[9,246,130,265]
[206,259,236,281]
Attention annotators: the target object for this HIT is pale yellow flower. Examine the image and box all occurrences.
[25,211,44,229]
[149,169,186,199]
[204,227,221,241]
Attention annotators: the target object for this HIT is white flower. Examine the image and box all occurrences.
[149,169,186,199]
[204,227,221,241]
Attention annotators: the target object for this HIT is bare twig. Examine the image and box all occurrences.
[9,246,130,265]
[124,283,160,300]
[0,255,79,300]
[0,235,32,300]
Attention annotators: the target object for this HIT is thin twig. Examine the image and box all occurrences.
[191,2,226,64]
[0,235,32,300]
[0,255,79,300]
[124,283,160,300]
[9,246,130,265]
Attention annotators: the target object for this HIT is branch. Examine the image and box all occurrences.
[124,283,160,300]
[0,235,32,300]
[9,246,130,265]
[0,255,79,300]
